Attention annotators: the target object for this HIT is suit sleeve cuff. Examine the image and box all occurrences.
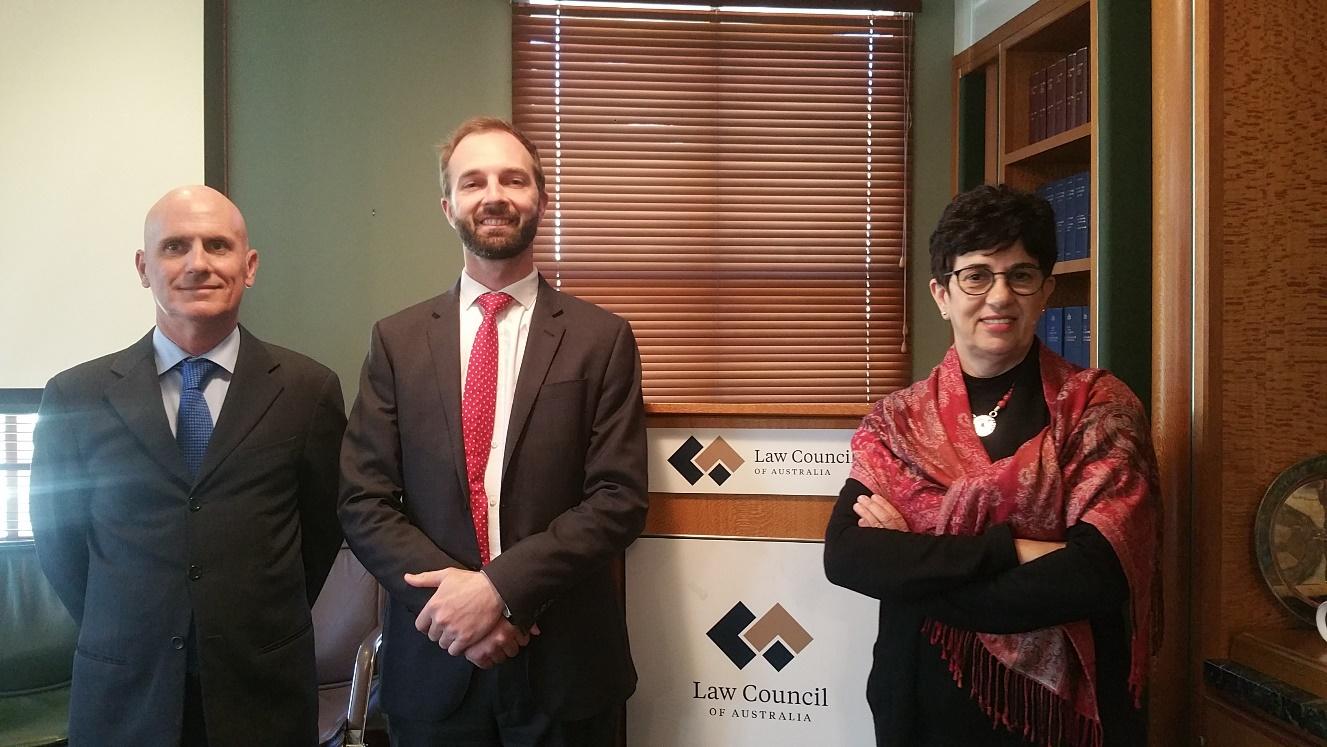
[479,569,514,621]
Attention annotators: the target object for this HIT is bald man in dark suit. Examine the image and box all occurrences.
[30,186,345,745]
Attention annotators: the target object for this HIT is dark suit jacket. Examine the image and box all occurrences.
[339,276,648,722]
[29,326,346,746]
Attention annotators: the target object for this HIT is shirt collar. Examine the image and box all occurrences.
[459,268,539,313]
[153,326,241,376]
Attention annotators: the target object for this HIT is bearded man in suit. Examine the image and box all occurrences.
[339,117,648,746]
[30,185,346,746]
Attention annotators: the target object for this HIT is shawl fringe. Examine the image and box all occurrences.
[926,620,1104,747]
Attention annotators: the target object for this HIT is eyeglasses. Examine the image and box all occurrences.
[943,263,1047,296]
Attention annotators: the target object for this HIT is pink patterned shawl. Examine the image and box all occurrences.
[848,345,1161,747]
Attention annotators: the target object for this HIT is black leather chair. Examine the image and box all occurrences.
[312,543,385,747]
[0,540,77,747]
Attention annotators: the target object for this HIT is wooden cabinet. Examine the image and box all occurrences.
[1203,695,1327,747]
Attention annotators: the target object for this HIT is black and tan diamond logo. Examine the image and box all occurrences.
[668,436,745,486]
[706,602,812,672]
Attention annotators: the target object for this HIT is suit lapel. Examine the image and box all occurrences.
[426,284,470,495]
[106,331,192,486]
[194,327,282,487]
[504,278,565,474]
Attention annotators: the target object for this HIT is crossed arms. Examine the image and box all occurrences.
[824,479,1127,633]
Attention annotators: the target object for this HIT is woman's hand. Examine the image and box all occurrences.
[1013,538,1066,564]
[854,493,909,531]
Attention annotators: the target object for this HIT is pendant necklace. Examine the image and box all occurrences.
[973,384,1015,438]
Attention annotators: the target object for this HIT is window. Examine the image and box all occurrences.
[513,1,914,405]
[1,393,40,543]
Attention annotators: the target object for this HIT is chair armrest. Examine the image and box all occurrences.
[343,628,382,747]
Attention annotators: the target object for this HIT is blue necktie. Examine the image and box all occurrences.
[176,357,219,478]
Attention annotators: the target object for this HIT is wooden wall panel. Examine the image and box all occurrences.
[1161,0,1327,740]
[1209,0,1327,643]
[1191,0,1225,733]
[1151,0,1194,740]
[644,495,834,540]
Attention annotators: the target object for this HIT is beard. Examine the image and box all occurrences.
[456,208,540,260]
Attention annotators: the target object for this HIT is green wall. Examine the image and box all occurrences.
[910,1,957,381]
[228,0,512,398]
[1095,0,1152,403]
[228,0,954,394]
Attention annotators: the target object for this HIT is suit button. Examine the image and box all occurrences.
[188,564,201,581]
[188,499,201,512]
[171,636,185,650]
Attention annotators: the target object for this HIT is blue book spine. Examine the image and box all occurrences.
[1037,311,1048,345]
[1075,172,1090,260]
[1063,305,1082,366]
[1067,173,1080,259]
[1045,307,1064,355]
[1081,305,1092,366]
[1054,178,1067,262]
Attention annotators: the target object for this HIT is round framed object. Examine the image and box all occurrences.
[1254,453,1327,625]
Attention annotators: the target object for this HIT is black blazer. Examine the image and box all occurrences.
[339,276,648,721]
[30,327,346,746]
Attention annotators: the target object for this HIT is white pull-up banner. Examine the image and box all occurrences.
[626,536,877,746]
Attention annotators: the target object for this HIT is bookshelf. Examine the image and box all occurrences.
[955,0,1095,366]
[953,0,1151,397]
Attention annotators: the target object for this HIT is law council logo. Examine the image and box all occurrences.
[668,435,745,486]
[707,602,813,672]
[693,601,829,725]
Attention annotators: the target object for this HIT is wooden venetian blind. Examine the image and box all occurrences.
[513,2,913,404]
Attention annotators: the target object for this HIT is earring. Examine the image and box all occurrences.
[941,311,949,320]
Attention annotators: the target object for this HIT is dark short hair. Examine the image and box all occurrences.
[437,117,546,200]
[928,184,1057,282]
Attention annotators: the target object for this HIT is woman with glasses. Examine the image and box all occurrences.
[825,184,1160,747]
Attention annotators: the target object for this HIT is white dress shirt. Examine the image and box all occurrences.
[459,269,539,559]
[153,326,240,436]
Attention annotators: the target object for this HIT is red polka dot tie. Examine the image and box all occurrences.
[463,291,514,565]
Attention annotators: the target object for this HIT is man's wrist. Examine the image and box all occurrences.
[478,569,512,619]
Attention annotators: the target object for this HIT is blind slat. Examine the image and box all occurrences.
[515,5,912,404]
